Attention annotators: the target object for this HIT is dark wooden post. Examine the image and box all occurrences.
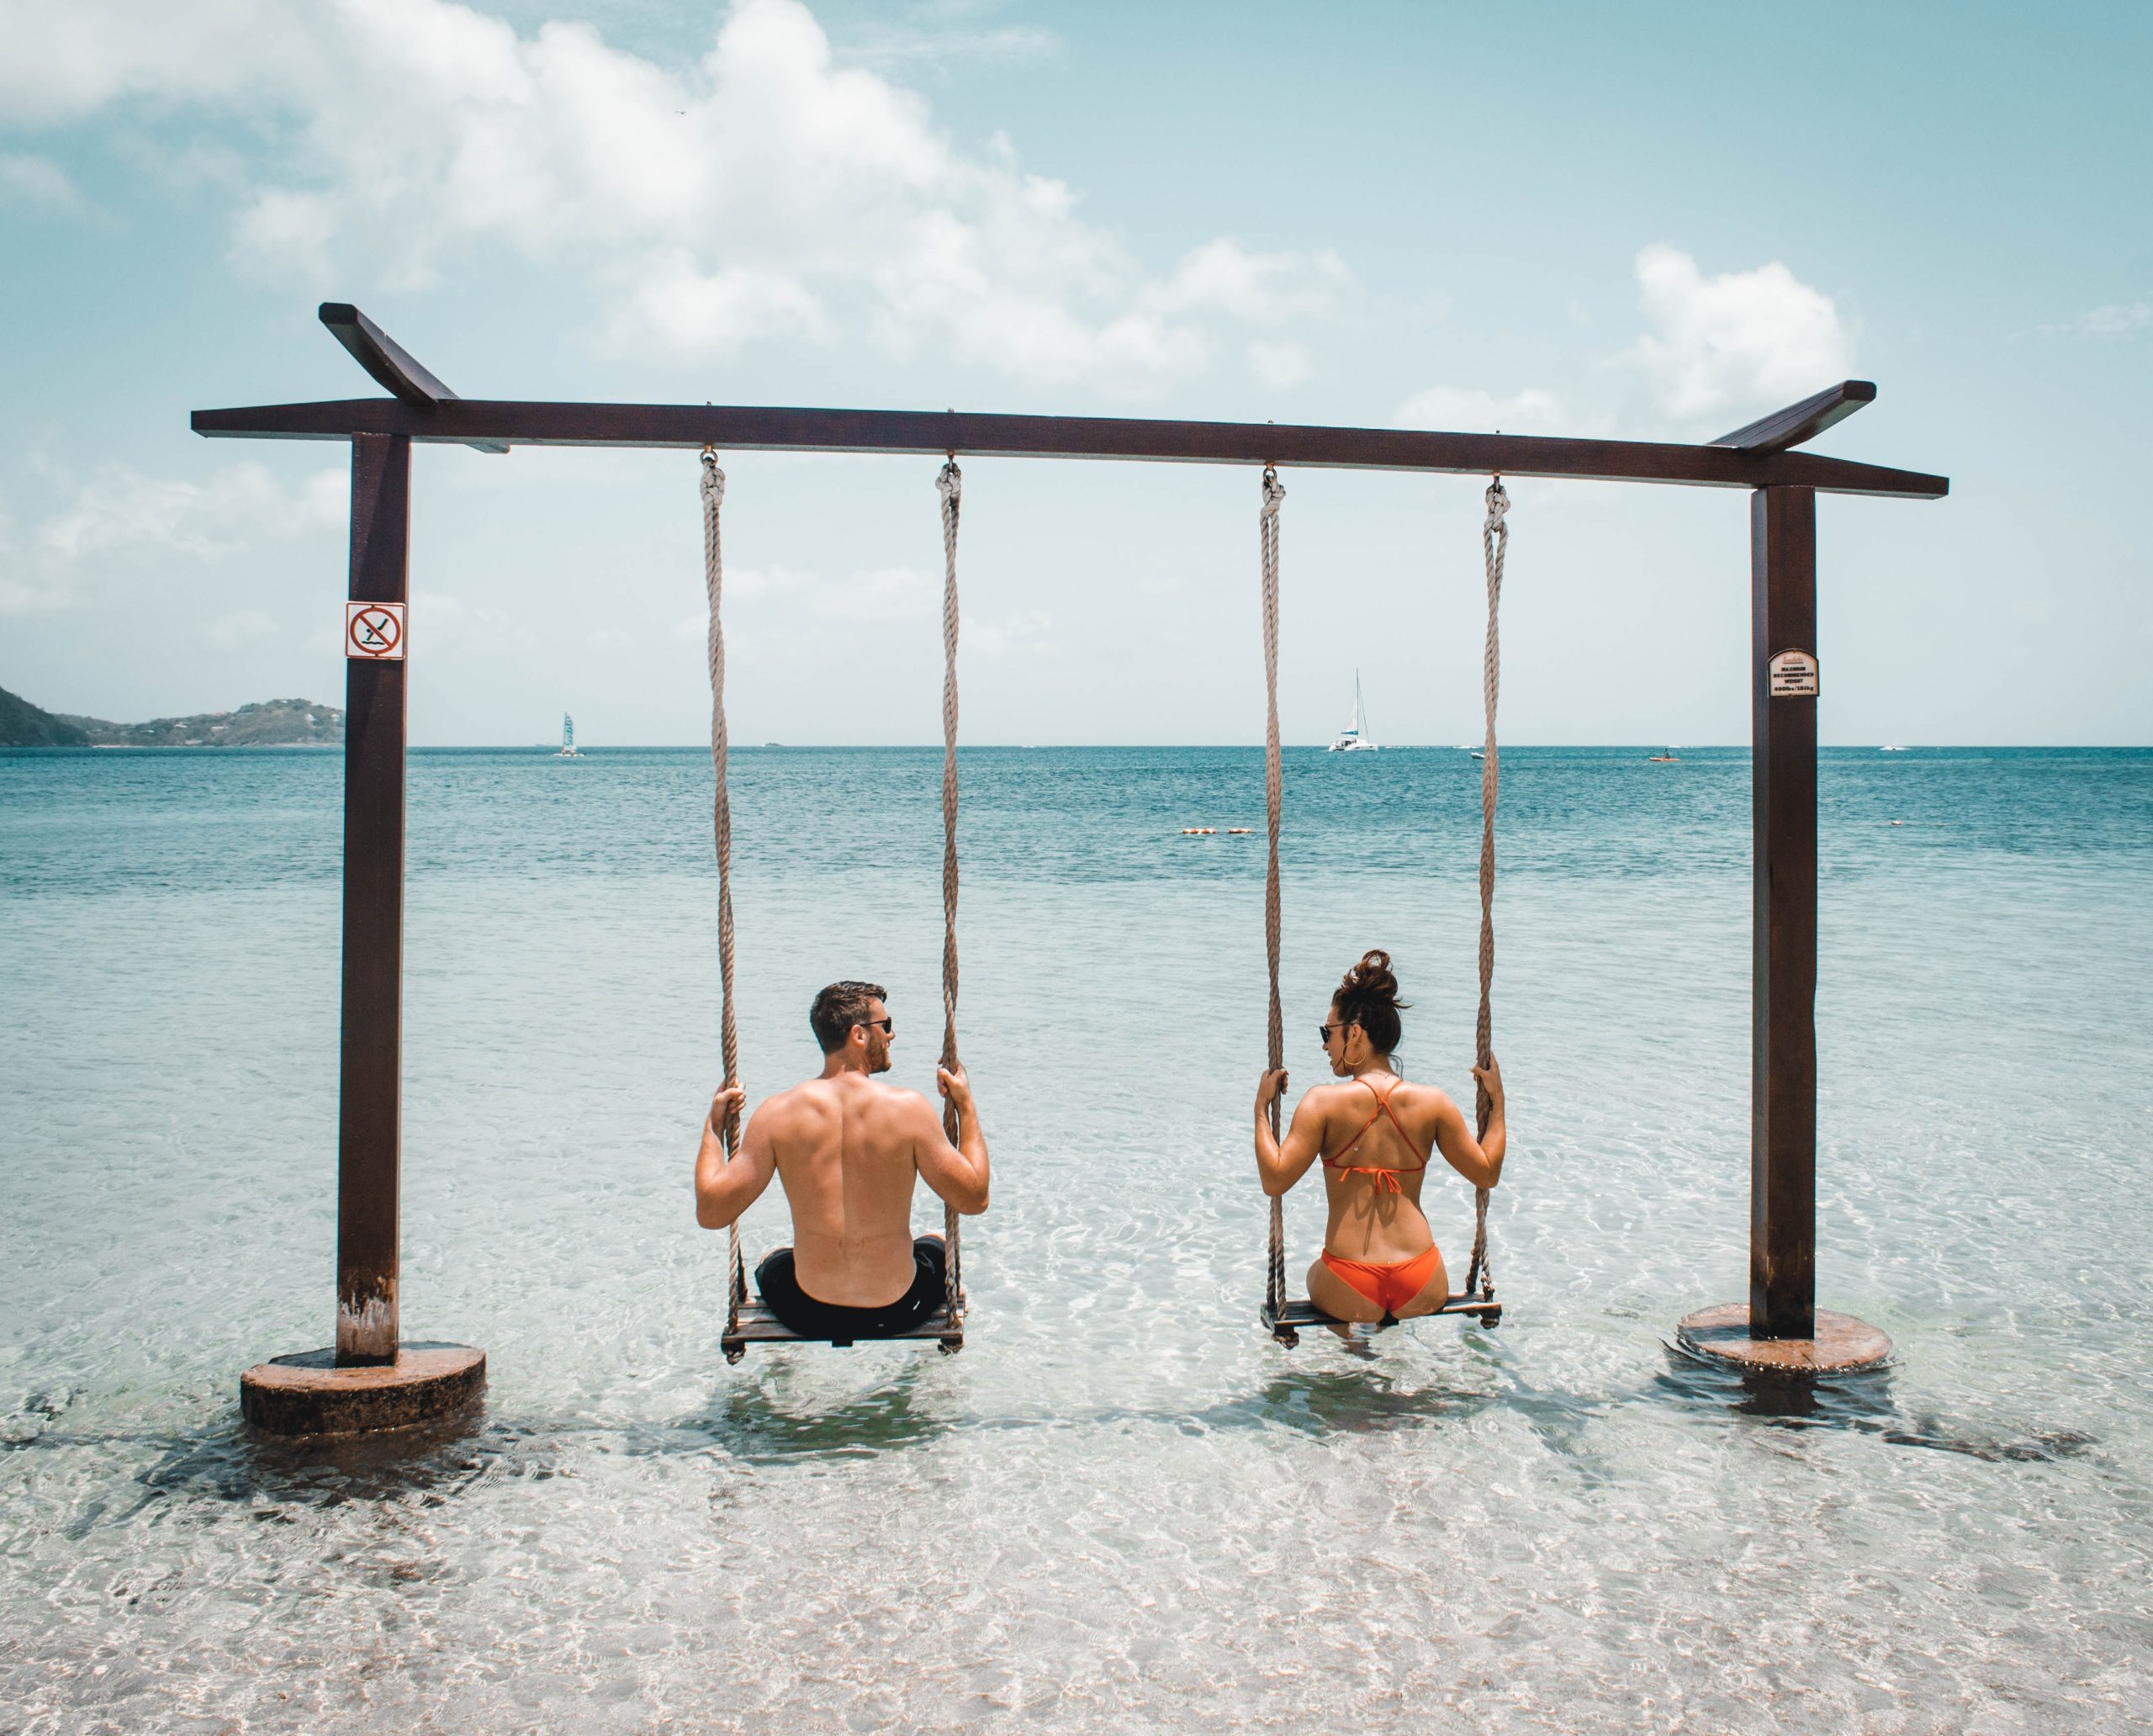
[336,431,410,1363]
[1750,485,1817,1338]
[241,427,481,1431]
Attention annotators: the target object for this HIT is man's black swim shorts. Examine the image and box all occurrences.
[754,1236,949,1340]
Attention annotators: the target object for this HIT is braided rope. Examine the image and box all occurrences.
[701,449,746,1331]
[936,458,964,1321]
[1465,478,1509,1301]
[1259,467,1288,1321]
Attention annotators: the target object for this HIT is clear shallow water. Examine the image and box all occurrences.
[3,744,2150,1733]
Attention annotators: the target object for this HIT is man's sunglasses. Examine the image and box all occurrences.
[857,1018,894,1036]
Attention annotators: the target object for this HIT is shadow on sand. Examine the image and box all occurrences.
[674,1358,956,1463]
[1653,1341,2096,1463]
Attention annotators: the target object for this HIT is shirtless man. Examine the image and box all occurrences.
[694,980,989,1338]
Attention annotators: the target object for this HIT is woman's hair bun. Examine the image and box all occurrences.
[1335,949,1408,1053]
[1342,949,1398,998]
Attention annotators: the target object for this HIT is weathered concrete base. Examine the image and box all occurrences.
[241,1342,485,1437]
[1676,1305,1891,1375]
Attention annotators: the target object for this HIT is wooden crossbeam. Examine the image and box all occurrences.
[193,395,1947,497]
[193,392,1955,495]
[1712,380,1875,453]
[185,310,1947,498]
[318,303,508,453]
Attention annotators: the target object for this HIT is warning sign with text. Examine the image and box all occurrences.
[1768,648,1818,697]
[346,601,406,661]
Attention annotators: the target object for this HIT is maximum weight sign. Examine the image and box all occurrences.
[1768,648,1818,697]
[346,601,406,661]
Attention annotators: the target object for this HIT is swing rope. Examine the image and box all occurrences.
[700,453,966,1350]
[701,447,748,1338]
[935,458,965,1322]
[1259,466,1288,1321]
[1260,470,1506,1329]
[1464,477,1510,1303]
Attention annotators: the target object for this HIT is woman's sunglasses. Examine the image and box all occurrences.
[1317,1021,1356,1045]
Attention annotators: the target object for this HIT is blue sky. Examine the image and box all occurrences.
[2,0,2146,744]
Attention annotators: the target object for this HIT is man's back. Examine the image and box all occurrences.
[693,982,990,1315]
[755,1073,940,1306]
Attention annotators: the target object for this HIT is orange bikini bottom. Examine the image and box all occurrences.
[1320,1246,1444,1315]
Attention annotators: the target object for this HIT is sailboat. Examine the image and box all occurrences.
[556,712,580,758]
[1328,671,1378,752]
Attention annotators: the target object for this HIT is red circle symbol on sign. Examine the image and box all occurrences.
[350,606,402,657]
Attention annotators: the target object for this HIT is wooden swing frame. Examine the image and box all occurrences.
[196,303,1945,1385]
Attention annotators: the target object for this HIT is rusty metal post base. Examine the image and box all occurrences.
[241,1342,484,1437]
[1675,1304,1890,1375]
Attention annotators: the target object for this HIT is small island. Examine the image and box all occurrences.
[0,684,343,748]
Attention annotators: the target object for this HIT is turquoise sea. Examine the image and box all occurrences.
[3,744,2150,1733]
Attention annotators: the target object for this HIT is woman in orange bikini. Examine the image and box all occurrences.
[1254,950,1505,1324]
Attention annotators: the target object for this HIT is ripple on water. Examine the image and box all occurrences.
[3,748,2151,1732]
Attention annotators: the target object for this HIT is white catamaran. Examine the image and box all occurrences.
[1328,671,1378,752]
[556,713,580,758]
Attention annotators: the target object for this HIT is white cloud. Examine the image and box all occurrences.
[37,462,343,560]
[0,0,1345,392]
[410,585,535,655]
[1393,385,1566,434]
[203,608,276,649]
[963,608,1050,657]
[838,10,1062,71]
[683,568,1046,649]
[0,152,82,213]
[1247,341,1313,390]
[817,565,937,621]
[609,254,831,357]
[2,459,339,616]
[415,588,482,627]
[230,188,343,285]
[0,0,314,126]
[0,579,68,617]
[682,560,939,623]
[1146,238,1349,324]
[1617,245,1852,421]
[2063,300,2150,339]
[727,564,811,601]
[0,510,66,615]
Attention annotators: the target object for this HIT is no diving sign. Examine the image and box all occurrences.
[1768,648,1819,697]
[346,601,406,661]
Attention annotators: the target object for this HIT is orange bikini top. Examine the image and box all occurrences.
[1321,1077,1427,1194]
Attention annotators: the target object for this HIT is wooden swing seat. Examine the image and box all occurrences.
[1264,1293,1500,1347]
[722,1299,965,1363]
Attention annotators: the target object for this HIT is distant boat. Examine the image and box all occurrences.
[1328,670,1378,752]
[1648,746,1680,762]
[556,713,580,758]
[1882,744,1908,753]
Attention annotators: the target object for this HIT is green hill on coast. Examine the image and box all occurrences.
[0,685,342,748]
[0,685,89,746]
